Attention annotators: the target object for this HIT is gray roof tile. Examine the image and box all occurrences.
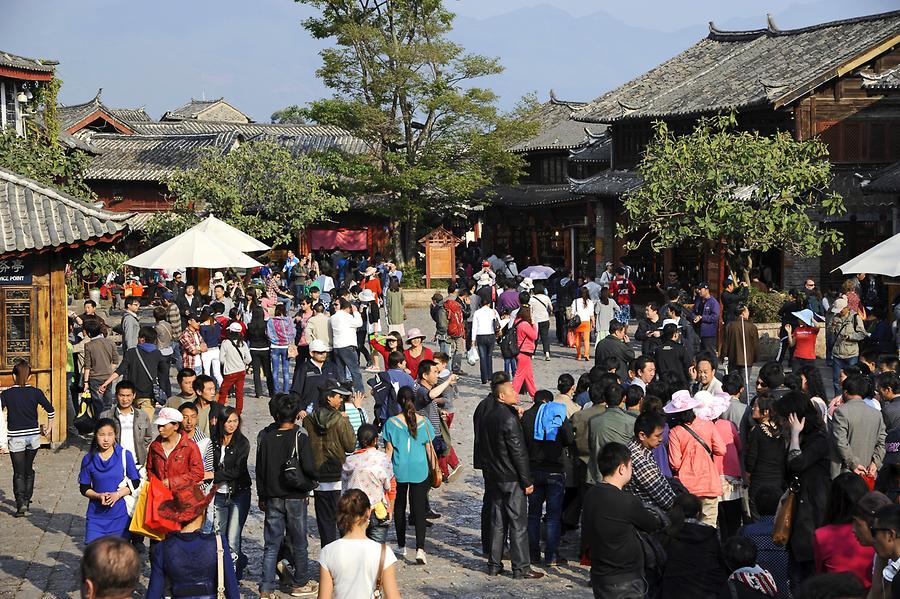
[161,98,251,123]
[83,133,237,181]
[570,170,642,196]
[0,166,131,255]
[57,90,151,131]
[485,184,584,208]
[575,10,900,123]
[0,50,56,74]
[569,131,611,163]
[511,94,602,152]
[865,161,900,192]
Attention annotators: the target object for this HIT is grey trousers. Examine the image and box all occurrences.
[487,480,530,574]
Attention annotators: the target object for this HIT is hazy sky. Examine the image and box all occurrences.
[3,0,897,121]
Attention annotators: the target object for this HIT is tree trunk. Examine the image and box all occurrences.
[390,220,404,265]
[403,211,419,268]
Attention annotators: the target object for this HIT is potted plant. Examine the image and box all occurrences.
[74,249,128,305]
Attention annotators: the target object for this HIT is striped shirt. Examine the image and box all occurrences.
[1,386,55,438]
[343,402,367,447]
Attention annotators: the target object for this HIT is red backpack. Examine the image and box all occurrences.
[445,298,465,338]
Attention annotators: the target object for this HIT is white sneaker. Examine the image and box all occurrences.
[397,545,407,558]
[416,548,427,565]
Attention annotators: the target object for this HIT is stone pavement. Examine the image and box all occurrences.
[0,306,799,598]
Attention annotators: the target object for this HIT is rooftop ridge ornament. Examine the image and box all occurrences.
[766,13,781,34]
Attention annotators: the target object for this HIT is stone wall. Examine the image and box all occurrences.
[782,253,821,291]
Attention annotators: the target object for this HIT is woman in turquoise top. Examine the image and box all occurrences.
[382,386,435,565]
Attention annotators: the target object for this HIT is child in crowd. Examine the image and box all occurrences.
[721,536,779,598]
[433,353,463,482]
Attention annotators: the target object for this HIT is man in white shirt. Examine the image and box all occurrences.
[629,356,656,391]
[330,298,364,392]
[212,284,234,316]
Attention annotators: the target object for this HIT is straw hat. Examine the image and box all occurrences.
[663,390,701,414]
[694,391,731,421]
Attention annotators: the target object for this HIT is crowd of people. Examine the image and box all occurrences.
[4,246,900,599]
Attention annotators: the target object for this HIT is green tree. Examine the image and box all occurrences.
[619,113,845,280]
[270,105,308,124]
[143,141,347,247]
[291,0,538,263]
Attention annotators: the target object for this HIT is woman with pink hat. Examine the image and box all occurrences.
[665,390,726,526]
[695,390,745,538]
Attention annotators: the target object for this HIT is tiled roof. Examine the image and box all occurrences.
[161,98,251,123]
[249,132,370,156]
[0,50,56,74]
[57,90,150,132]
[83,133,238,181]
[575,10,900,123]
[865,161,900,192]
[486,184,585,208]
[58,131,102,154]
[0,166,131,255]
[131,120,359,141]
[570,170,642,196]
[510,93,599,152]
[861,66,900,90]
[569,131,611,163]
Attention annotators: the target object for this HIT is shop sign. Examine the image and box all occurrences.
[0,257,31,285]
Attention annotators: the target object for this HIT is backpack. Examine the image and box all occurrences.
[499,321,520,359]
[445,299,465,338]
[369,372,401,429]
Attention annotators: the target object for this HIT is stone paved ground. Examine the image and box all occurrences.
[0,306,794,598]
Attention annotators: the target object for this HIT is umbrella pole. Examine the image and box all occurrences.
[740,317,751,404]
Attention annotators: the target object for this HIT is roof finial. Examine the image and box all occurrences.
[94,88,103,102]
[766,13,780,33]
[708,21,721,35]
[549,89,558,102]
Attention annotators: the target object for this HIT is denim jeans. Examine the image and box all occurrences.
[833,355,858,396]
[261,497,309,592]
[504,357,517,377]
[527,470,565,561]
[88,377,115,415]
[476,334,495,384]
[333,346,364,392]
[213,489,251,578]
[270,347,290,394]
[170,339,183,371]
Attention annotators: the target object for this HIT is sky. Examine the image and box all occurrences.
[3,0,898,122]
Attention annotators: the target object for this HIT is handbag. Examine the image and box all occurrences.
[373,543,387,598]
[215,533,226,599]
[144,476,181,534]
[772,479,799,546]
[426,437,442,489]
[134,347,167,406]
[118,447,142,517]
[128,484,165,541]
[567,314,581,329]
[281,429,318,493]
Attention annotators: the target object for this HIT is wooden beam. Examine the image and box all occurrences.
[65,109,133,136]
[0,67,53,81]
[837,34,900,77]
[49,255,68,445]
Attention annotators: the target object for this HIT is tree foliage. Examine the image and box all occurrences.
[290,0,539,262]
[270,105,309,124]
[619,113,845,275]
[143,141,347,247]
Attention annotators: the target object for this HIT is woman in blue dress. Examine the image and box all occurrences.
[79,418,141,543]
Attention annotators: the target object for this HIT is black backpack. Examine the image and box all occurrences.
[369,372,401,429]
[499,322,520,359]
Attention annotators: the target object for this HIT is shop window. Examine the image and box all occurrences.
[816,120,900,163]
[1,288,32,368]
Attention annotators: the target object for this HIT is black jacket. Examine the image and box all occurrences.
[291,360,341,412]
[475,400,532,488]
[656,341,692,384]
[721,286,749,323]
[786,429,831,562]
[594,335,635,382]
[473,394,497,471]
[661,521,728,599]
[256,426,318,501]
[521,403,574,473]
[212,433,252,495]
[634,317,662,358]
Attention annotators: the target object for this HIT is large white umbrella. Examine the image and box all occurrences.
[519,265,555,280]
[191,215,270,252]
[125,227,262,269]
[834,231,900,277]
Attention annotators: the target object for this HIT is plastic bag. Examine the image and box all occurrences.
[466,347,479,365]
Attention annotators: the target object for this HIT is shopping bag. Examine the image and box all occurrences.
[128,484,165,541]
[144,476,180,534]
[466,347,479,365]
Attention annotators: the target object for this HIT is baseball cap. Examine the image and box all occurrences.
[696,282,710,290]
[162,291,174,301]
[831,297,849,313]
[482,260,490,267]
[320,378,352,396]
[309,339,329,353]
[154,407,184,426]
[227,322,243,333]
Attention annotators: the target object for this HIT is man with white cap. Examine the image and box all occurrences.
[784,308,821,373]
[829,296,868,396]
[292,339,340,417]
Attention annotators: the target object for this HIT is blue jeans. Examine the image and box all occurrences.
[527,470,565,561]
[261,497,309,592]
[214,489,251,578]
[270,347,290,393]
[88,377,115,415]
[476,334,495,384]
[170,339,183,371]
[504,357,517,377]
[833,355,858,396]
[333,346,364,393]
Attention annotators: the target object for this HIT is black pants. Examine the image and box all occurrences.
[717,498,743,541]
[700,336,717,354]
[791,357,816,373]
[487,480,530,574]
[395,479,429,550]
[314,489,340,547]
[250,349,275,397]
[555,311,567,344]
[537,320,551,355]
[476,334,495,384]
[10,448,37,508]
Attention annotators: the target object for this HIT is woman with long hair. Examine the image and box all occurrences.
[797,363,830,421]
[745,392,786,519]
[317,489,401,599]
[294,295,314,367]
[471,288,500,384]
[79,418,140,543]
[813,472,872,585]
[1,360,54,517]
[198,307,223,386]
[569,287,595,361]
[510,304,538,398]
[211,407,251,580]
[382,386,436,565]
[772,390,832,591]
[266,303,296,394]
[218,323,251,414]
[247,298,275,398]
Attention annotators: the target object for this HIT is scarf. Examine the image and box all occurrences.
[729,565,778,596]
[137,342,156,352]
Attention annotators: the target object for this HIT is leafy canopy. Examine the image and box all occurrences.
[292,0,538,247]
[143,141,347,246]
[619,113,845,262]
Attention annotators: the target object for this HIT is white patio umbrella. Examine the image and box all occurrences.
[834,231,900,277]
[125,227,262,270]
[191,215,270,252]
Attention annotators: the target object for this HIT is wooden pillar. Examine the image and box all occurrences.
[49,255,67,445]
[530,229,539,264]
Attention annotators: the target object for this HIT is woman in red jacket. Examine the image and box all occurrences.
[511,304,538,398]
[146,407,204,490]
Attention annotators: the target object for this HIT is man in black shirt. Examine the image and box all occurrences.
[582,442,663,598]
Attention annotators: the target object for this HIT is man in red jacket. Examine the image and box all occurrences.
[609,269,637,323]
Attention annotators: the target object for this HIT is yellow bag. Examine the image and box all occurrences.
[128,484,166,541]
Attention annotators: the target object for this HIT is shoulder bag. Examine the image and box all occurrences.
[118,447,142,516]
[134,348,167,406]
[215,533,226,599]
[772,479,799,546]
[373,542,387,598]
[426,423,442,489]
[280,429,318,493]
[679,423,713,458]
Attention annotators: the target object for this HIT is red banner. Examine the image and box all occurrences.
[308,228,367,251]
